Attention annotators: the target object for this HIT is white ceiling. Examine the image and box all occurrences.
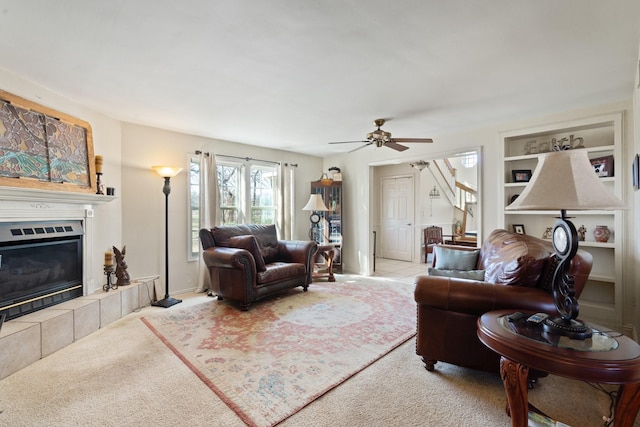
[0,1,639,157]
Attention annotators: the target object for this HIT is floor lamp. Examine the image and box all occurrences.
[151,166,183,308]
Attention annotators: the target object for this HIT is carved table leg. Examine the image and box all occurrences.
[500,356,529,427]
[614,383,640,427]
[326,248,335,282]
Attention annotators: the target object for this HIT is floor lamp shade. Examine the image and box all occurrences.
[152,166,183,308]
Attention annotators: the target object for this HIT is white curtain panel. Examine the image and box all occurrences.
[196,152,219,293]
[279,163,296,240]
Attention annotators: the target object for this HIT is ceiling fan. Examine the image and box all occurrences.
[329,119,433,152]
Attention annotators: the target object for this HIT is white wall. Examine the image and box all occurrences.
[120,123,323,295]
[0,67,123,294]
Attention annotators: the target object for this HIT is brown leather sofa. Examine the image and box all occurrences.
[199,224,317,310]
[414,229,593,373]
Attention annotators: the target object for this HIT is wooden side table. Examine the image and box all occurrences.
[313,244,336,282]
[477,310,640,427]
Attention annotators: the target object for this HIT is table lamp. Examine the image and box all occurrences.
[506,149,625,339]
[302,193,329,242]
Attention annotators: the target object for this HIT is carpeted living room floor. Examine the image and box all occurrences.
[0,258,636,426]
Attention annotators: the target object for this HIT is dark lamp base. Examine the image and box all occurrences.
[543,316,593,340]
[152,296,182,308]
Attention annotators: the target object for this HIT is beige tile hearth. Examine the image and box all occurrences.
[0,281,147,380]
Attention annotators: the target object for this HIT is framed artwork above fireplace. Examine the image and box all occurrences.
[0,90,96,194]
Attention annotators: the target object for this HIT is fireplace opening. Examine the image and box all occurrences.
[0,220,83,320]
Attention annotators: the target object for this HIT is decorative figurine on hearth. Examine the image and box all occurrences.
[113,245,131,286]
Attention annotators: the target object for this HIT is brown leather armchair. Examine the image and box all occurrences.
[199,224,317,310]
[414,229,593,373]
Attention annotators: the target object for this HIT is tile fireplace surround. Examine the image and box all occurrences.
[0,187,153,379]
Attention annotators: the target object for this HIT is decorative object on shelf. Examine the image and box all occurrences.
[95,155,105,195]
[506,149,625,340]
[570,134,585,149]
[113,246,130,286]
[510,194,519,204]
[523,135,584,155]
[328,166,342,181]
[542,227,552,239]
[410,160,429,171]
[633,154,639,190]
[590,155,614,177]
[319,172,333,186]
[593,225,611,243]
[512,224,525,235]
[104,249,113,267]
[511,169,532,183]
[577,225,587,241]
[103,264,117,292]
[302,193,329,242]
[151,166,184,308]
[106,187,115,196]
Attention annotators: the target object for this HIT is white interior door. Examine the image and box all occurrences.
[380,176,414,261]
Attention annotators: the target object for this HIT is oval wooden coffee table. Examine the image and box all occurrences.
[478,310,640,427]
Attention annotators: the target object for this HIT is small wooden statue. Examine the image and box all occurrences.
[113,245,131,287]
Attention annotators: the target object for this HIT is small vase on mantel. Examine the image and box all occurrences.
[593,225,611,243]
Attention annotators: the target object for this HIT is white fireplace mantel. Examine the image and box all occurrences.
[0,185,117,295]
[0,186,114,205]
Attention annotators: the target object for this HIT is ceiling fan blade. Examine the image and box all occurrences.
[349,142,373,153]
[385,141,409,152]
[391,137,434,143]
[329,140,368,144]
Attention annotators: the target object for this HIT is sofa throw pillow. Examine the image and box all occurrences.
[480,229,551,287]
[249,224,279,264]
[428,267,485,281]
[434,246,479,271]
[228,235,267,272]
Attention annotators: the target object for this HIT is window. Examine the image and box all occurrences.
[218,162,241,224]
[188,156,280,260]
[461,152,477,168]
[188,155,201,261]
[248,164,277,224]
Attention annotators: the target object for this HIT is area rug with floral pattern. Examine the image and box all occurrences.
[141,276,416,427]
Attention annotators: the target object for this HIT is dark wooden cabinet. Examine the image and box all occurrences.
[311,180,342,273]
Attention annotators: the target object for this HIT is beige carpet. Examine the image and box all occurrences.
[0,275,633,427]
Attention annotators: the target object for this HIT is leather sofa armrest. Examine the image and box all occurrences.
[202,246,257,273]
[414,275,557,316]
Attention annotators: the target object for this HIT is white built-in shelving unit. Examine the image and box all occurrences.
[500,113,624,329]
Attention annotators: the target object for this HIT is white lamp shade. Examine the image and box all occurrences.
[302,194,329,211]
[152,166,183,178]
[506,150,625,211]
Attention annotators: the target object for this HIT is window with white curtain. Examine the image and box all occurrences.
[188,156,280,259]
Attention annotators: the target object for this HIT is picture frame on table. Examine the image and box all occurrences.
[590,155,614,178]
[512,169,532,183]
[512,224,526,235]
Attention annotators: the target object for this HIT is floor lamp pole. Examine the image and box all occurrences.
[151,167,183,308]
